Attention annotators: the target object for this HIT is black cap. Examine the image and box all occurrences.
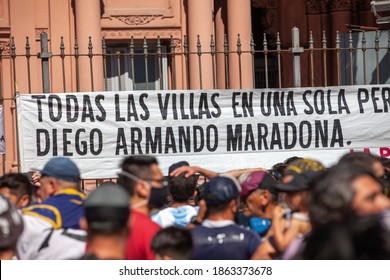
[275,170,322,192]
[203,175,241,206]
[84,182,130,231]
[168,161,190,175]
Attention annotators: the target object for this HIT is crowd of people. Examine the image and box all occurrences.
[0,152,390,260]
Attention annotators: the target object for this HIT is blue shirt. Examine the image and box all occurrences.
[23,188,85,229]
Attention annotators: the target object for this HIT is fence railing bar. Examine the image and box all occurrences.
[157,36,163,90]
[348,30,354,85]
[116,50,121,91]
[250,33,255,89]
[184,35,190,90]
[88,37,94,92]
[276,32,282,88]
[25,36,31,93]
[224,34,229,89]
[263,33,269,89]
[309,31,315,87]
[170,36,176,90]
[197,35,203,89]
[102,37,108,91]
[362,31,367,85]
[60,37,67,92]
[143,37,149,90]
[237,34,242,89]
[335,31,341,86]
[11,36,21,171]
[375,30,380,84]
[130,37,136,90]
[322,31,328,87]
[210,35,216,89]
[74,37,80,92]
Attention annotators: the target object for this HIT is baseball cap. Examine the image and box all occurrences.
[275,170,322,192]
[240,171,279,198]
[168,161,190,175]
[0,195,24,249]
[284,158,325,176]
[203,174,241,206]
[84,182,130,231]
[37,157,81,183]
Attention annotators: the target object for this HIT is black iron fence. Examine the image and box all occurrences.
[2,27,390,189]
[2,28,390,98]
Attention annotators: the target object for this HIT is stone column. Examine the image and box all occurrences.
[75,0,104,92]
[187,0,214,89]
[227,0,253,89]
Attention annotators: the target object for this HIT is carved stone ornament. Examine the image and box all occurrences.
[173,39,181,50]
[101,29,181,40]
[0,41,10,55]
[251,0,277,9]
[329,0,353,12]
[305,0,322,14]
[114,15,162,26]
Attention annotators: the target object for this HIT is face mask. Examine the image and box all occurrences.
[148,186,169,210]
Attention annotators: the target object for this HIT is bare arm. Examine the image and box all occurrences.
[272,207,301,251]
[250,239,276,260]
[222,167,267,178]
[170,165,218,179]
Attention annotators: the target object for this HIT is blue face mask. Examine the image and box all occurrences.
[250,217,272,236]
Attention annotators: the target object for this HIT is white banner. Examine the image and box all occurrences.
[16,86,390,178]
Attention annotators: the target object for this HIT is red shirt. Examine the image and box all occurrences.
[125,209,161,260]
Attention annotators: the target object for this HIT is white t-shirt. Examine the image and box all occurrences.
[17,215,86,260]
[152,205,198,228]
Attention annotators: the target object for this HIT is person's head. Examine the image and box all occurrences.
[118,156,164,208]
[339,152,385,178]
[0,195,24,260]
[81,182,130,244]
[274,170,322,212]
[168,173,197,203]
[240,171,279,218]
[37,157,81,201]
[310,163,390,228]
[298,211,390,260]
[269,162,287,181]
[381,157,390,196]
[283,158,325,184]
[203,175,241,219]
[0,173,32,208]
[151,226,193,260]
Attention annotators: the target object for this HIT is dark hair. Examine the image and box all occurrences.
[117,155,158,196]
[151,226,193,260]
[339,152,382,176]
[168,173,197,202]
[269,163,287,181]
[194,183,205,205]
[205,201,231,217]
[309,163,378,228]
[0,173,32,203]
[298,214,390,259]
